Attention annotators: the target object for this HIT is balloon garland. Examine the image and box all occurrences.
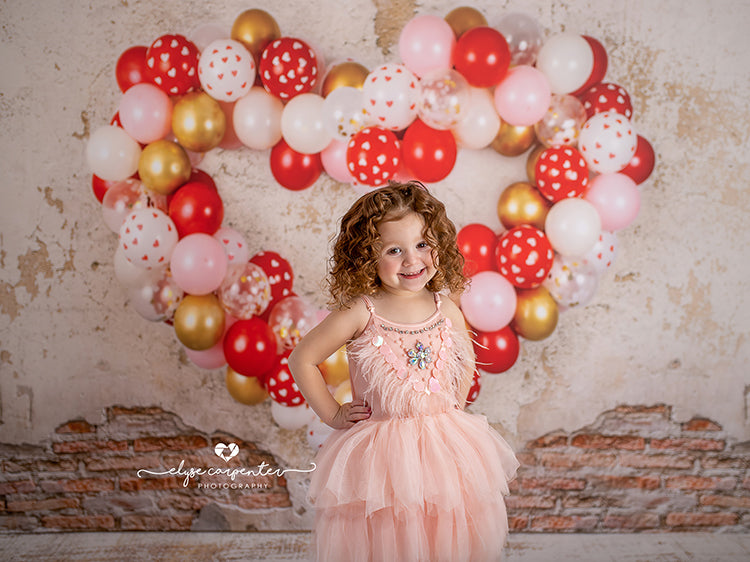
[86,7,655,448]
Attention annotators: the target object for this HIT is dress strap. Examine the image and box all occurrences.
[361,295,376,313]
[434,292,442,308]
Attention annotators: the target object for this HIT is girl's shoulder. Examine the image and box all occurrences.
[438,293,468,330]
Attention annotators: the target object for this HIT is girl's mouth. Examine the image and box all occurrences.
[399,268,425,280]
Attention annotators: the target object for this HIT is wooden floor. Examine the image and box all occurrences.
[2,532,750,561]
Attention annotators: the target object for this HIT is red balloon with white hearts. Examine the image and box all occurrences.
[266,353,306,407]
[495,225,554,289]
[579,111,637,174]
[362,63,419,131]
[535,145,589,202]
[260,37,318,100]
[118,208,178,269]
[198,39,256,102]
[579,82,633,120]
[145,34,200,95]
[250,251,294,303]
[346,126,401,187]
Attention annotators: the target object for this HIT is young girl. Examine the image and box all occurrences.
[289,181,518,562]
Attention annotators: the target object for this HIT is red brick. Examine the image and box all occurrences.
[744,477,750,490]
[665,475,736,491]
[39,478,114,493]
[701,455,749,469]
[237,492,292,509]
[84,454,161,472]
[538,452,616,469]
[699,494,750,508]
[55,420,96,434]
[530,515,598,531]
[571,434,645,450]
[3,458,79,473]
[108,405,167,418]
[592,475,661,490]
[0,515,39,531]
[525,431,568,449]
[52,440,128,454]
[505,495,556,510]
[120,514,193,531]
[42,514,115,530]
[561,496,607,509]
[650,438,725,451]
[603,512,660,529]
[666,512,739,527]
[514,452,536,467]
[681,418,722,432]
[0,480,36,494]
[508,515,529,530]
[619,452,695,470]
[133,435,208,452]
[6,498,80,512]
[614,404,670,416]
[519,477,586,491]
[119,477,180,492]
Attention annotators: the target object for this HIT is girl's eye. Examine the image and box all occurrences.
[417,241,429,249]
[387,247,401,256]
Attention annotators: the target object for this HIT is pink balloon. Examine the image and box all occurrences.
[493,65,551,126]
[170,233,229,295]
[398,14,456,77]
[585,173,641,231]
[118,83,173,144]
[321,139,355,183]
[460,271,518,332]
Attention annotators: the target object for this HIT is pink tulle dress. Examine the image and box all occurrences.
[307,294,519,562]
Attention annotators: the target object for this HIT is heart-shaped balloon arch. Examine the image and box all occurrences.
[85,7,655,449]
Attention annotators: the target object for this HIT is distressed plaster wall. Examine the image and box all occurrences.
[1,0,749,526]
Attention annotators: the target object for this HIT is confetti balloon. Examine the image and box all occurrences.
[102,178,163,233]
[145,34,200,95]
[579,111,637,174]
[495,225,554,289]
[268,296,317,351]
[543,255,600,309]
[128,268,184,322]
[118,208,178,269]
[218,262,272,319]
[534,94,588,147]
[361,63,419,131]
[198,39,256,102]
[535,145,589,202]
[496,12,544,66]
[416,68,470,130]
[260,37,318,100]
[346,126,401,187]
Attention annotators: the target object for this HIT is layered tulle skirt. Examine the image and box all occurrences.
[308,409,519,562]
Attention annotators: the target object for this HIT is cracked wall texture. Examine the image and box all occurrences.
[0,0,749,485]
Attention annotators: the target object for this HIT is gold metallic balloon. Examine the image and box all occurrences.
[172,92,226,153]
[497,181,551,230]
[445,7,487,38]
[526,144,546,185]
[319,345,349,387]
[321,62,370,97]
[173,294,225,351]
[226,366,269,405]
[491,122,537,157]
[138,140,192,195]
[512,287,559,341]
[333,379,353,405]
[231,9,281,63]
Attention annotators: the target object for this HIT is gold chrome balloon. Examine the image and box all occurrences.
[138,140,191,195]
[231,9,281,63]
[333,379,353,405]
[445,7,487,38]
[497,181,551,230]
[173,294,225,351]
[321,62,370,97]
[512,287,558,341]
[226,366,269,405]
[491,122,537,157]
[526,144,546,185]
[319,345,349,387]
[172,92,226,153]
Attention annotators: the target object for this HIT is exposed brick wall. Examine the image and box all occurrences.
[1,403,749,533]
[0,406,290,532]
[508,405,750,532]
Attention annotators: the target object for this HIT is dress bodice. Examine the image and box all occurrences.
[346,294,474,420]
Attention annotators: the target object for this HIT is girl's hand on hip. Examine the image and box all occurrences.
[328,398,371,429]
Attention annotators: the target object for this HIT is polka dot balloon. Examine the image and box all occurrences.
[198,39,256,102]
[495,225,554,289]
[118,208,178,269]
[145,34,200,95]
[535,145,589,202]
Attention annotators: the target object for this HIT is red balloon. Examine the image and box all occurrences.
[259,37,318,100]
[473,325,520,374]
[346,127,401,187]
[115,45,149,93]
[572,36,608,96]
[495,225,554,289]
[457,223,498,277]
[401,119,457,183]
[250,251,294,304]
[270,139,322,191]
[535,145,589,202]
[453,27,511,88]
[580,82,632,120]
[188,168,217,191]
[265,352,306,406]
[465,370,481,406]
[168,182,224,238]
[145,34,200,95]
[92,175,115,204]
[223,318,277,379]
[620,135,655,185]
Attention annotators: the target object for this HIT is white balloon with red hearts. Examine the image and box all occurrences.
[271,401,317,430]
[582,230,618,274]
[213,226,250,264]
[118,208,178,270]
[198,39,256,102]
[306,416,334,450]
[579,111,637,174]
[265,353,305,407]
[362,63,420,131]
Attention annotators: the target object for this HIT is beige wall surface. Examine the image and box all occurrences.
[1,0,748,490]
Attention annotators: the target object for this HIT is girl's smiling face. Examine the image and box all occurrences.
[376,212,437,296]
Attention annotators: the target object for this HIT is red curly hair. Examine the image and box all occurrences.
[328,181,467,308]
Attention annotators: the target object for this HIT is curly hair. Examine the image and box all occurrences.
[328,181,467,309]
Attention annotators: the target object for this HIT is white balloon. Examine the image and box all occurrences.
[271,402,317,430]
[322,86,366,140]
[536,33,594,94]
[233,87,284,150]
[544,198,601,257]
[579,111,638,173]
[281,93,332,154]
[306,416,334,450]
[453,87,501,150]
[86,125,141,181]
[114,246,158,287]
[362,63,419,131]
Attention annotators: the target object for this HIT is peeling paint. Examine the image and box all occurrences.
[372,0,416,56]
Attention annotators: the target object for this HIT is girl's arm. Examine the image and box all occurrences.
[442,296,476,408]
[288,300,371,429]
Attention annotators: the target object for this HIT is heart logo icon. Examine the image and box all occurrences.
[214,442,239,462]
